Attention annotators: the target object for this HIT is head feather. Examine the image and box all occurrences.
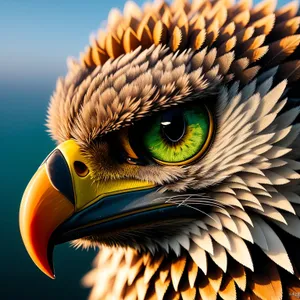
[48,0,300,299]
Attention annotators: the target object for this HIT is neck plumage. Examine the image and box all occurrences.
[82,244,300,300]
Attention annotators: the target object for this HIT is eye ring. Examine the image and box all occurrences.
[74,161,89,177]
[151,106,214,166]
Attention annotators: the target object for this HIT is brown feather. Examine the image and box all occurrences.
[123,28,140,53]
[228,259,247,291]
[155,277,171,300]
[198,278,218,300]
[161,9,172,28]
[153,21,168,45]
[105,33,124,58]
[240,65,260,84]
[82,47,93,67]
[205,19,220,46]
[181,285,197,300]
[251,0,277,22]
[207,264,223,292]
[190,29,206,50]
[212,5,228,28]
[217,22,235,44]
[233,10,251,30]
[263,35,300,66]
[191,14,205,31]
[228,0,252,19]
[48,1,300,299]
[236,27,255,44]
[237,35,266,55]
[137,24,153,48]
[218,275,237,300]
[187,259,199,288]
[249,261,282,300]
[218,36,237,56]
[142,13,157,32]
[171,256,187,291]
[243,46,269,63]
[159,261,170,283]
[170,26,183,51]
[144,255,164,284]
[252,13,275,35]
[278,60,300,82]
[271,17,300,40]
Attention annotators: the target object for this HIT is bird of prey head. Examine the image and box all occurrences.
[19,0,300,298]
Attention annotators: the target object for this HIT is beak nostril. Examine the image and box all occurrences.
[74,161,89,177]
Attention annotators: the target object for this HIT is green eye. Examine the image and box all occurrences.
[143,105,213,165]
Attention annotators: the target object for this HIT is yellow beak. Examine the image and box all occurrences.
[19,140,155,278]
[19,164,74,278]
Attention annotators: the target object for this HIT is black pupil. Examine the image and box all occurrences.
[161,110,186,143]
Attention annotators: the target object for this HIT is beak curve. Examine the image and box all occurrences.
[19,164,74,279]
[19,140,158,279]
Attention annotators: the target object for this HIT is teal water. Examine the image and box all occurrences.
[0,78,95,300]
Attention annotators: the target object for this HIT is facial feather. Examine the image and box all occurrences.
[45,0,300,299]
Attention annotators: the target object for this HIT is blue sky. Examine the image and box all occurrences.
[0,0,146,84]
[0,0,291,85]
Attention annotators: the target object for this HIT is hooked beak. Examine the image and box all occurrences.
[19,140,164,279]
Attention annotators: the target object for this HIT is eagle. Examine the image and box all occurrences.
[19,0,300,299]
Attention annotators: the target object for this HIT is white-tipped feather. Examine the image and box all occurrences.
[169,238,181,257]
[189,223,202,236]
[226,208,254,226]
[232,217,254,243]
[203,213,223,230]
[209,242,228,272]
[254,216,294,274]
[274,212,300,239]
[195,220,208,230]
[256,80,287,118]
[189,242,208,274]
[259,204,287,224]
[171,257,186,291]
[191,232,214,255]
[259,193,296,214]
[176,234,191,251]
[218,214,239,234]
[208,227,231,250]
[226,231,254,271]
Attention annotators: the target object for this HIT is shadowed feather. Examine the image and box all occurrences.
[44,0,300,299]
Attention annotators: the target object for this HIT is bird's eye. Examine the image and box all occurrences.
[123,105,213,166]
[143,105,213,165]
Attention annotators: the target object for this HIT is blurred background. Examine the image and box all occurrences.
[0,0,291,299]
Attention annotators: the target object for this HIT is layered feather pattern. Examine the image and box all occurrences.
[82,68,300,299]
[47,0,300,299]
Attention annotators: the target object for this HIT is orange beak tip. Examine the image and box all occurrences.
[19,165,74,279]
[47,270,56,280]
